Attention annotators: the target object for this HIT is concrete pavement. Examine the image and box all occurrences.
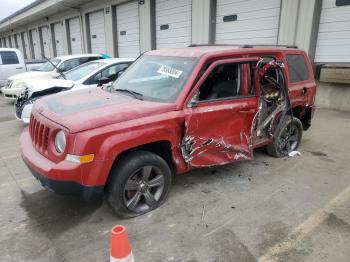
[0,97,349,262]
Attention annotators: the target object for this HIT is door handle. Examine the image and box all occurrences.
[16,67,23,70]
[302,87,308,95]
[239,108,255,114]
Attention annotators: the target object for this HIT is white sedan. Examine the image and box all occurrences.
[2,54,106,99]
[15,58,134,123]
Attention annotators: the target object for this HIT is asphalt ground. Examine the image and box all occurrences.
[0,96,349,262]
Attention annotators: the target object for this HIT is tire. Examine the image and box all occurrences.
[106,150,172,218]
[267,116,303,158]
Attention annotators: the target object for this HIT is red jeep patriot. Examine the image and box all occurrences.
[20,45,317,218]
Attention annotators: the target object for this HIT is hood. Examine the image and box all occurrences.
[25,79,75,95]
[9,71,53,81]
[35,87,176,133]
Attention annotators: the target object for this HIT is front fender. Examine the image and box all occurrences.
[73,111,187,185]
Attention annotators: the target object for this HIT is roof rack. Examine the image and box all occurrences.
[188,44,298,49]
[241,44,298,49]
[188,44,241,47]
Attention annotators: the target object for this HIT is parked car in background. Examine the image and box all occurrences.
[0,48,45,88]
[2,53,107,99]
[20,45,317,218]
[15,58,134,123]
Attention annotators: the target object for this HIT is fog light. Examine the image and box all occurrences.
[65,154,94,164]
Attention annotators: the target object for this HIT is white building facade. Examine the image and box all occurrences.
[0,0,348,64]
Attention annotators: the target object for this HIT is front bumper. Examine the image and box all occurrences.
[14,101,33,124]
[2,87,24,100]
[20,128,104,200]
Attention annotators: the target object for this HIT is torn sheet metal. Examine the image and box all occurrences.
[181,57,292,168]
[181,135,252,167]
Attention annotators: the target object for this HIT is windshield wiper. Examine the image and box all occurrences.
[115,89,143,100]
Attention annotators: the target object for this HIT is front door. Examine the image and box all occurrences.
[182,58,259,167]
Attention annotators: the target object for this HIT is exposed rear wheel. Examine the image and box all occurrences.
[106,151,172,218]
[267,116,303,157]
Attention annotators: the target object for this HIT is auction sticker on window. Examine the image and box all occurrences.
[157,65,183,78]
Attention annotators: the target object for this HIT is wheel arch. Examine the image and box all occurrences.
[104,140,177,190]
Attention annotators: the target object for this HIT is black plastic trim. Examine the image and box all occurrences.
[23,159,104,200]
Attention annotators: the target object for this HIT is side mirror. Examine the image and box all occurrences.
[188,91,200,108]
[117,69,125,78]
[97,76,110,87]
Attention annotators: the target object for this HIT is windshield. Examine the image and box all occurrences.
[112,55,197,102]
[36,58,61,72]
[59,62,105,81]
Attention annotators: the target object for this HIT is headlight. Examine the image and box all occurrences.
[55,130,66,153]
[12,81,26,90]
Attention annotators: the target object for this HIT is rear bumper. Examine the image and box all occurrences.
[20,128,105,200]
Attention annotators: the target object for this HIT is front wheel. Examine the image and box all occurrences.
[106,151,172,218]
[267,116,303,157]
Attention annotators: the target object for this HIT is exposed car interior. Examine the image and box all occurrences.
[198,63,242,101]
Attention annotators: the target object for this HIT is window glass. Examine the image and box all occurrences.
[112,55,197,102]
[79,56,99,64]
[36,58,61,72]
[0,51,19,64]
[101,63,129,80]
[198,63,242,101]
[61,61,105,81]
[59,58,81,72]
[286,55,308,82]
[336,0,350,6]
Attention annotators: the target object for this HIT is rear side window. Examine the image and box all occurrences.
[0,51,19,65]
[286,55,308,82]
[79,56,99,64]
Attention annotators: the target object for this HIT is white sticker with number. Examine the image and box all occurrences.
[157,65,183,79]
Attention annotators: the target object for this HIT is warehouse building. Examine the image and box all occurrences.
[0,0,349,69]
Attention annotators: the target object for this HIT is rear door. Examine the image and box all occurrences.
[116,1,140,58]
[182,58,259,167]
[284,53,316,107]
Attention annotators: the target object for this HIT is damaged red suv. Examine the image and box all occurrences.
[20,45,317,217]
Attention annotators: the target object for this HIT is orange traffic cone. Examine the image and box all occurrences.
[110,225,135,262]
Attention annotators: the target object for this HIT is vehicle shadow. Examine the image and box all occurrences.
[19,188,104,238]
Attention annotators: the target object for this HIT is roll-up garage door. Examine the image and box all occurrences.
[53,22,64,57]
[7,36,12,47]
[315,0,350,63]
[116,1,140,58]
[16,34,24,54]
[11,35,16,48]
[40,26,51,58]
[30,29,41,59]
[68,17,83,54]
[89,10,106,54]
[155,0,192,49]
[23,32,31,59]
[215,0,281,45]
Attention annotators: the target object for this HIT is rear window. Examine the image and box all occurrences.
[286,54,308,82]
[0,51,19,65]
